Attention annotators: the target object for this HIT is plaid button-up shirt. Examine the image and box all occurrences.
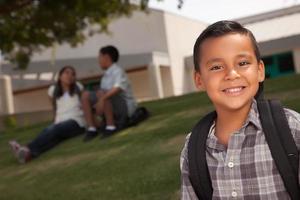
[180,101,300,199]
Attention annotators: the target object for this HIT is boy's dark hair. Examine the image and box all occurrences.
[193,20,261,71]
[99,45,119,62]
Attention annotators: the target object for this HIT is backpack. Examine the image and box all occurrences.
[101,106,149,130]
[188,99,300,199]
[127,107,150,127]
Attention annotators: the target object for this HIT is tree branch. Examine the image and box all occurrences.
[0,0,33,15]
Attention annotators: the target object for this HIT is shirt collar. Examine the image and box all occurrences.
[243,99,262,131]
[208,99,262,136]
[207,122,226,151]
[104,63,118,75]
[206,99,262,150]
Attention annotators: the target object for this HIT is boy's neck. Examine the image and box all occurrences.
[214,102,252,146]
[104,62,114,71]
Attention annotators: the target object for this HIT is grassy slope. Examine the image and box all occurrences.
[0,74,300,200]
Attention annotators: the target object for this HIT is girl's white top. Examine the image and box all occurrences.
[48,82,86,127]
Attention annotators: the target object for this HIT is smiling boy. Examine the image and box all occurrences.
[180,21,300,199]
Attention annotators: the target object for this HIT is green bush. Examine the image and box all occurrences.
[3,115,17,129]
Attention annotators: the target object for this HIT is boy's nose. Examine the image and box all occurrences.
[224,68,241,80]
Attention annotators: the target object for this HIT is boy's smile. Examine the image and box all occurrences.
[222,86,246,96]
[194,33,265,112]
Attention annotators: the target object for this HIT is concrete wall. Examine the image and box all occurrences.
[14,88,52,113]
[183,56,197,93]
[258,35,300,57]
[163,12,206,95]
[0,110,53,131]
[244,12,300,43]
[127,68,154,101]
[3,9,207,98]
[293,48,300,73]
[0,75,15,115]
[30,9,169,62]
[12,67,160,114]
[2,52,165,91]
[160,66,174,97]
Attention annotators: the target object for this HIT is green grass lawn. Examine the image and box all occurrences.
[1,74,300,200]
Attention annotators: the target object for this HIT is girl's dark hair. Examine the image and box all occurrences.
[193,20,261,72]
[99,45,119,62]
[53,65,79,100]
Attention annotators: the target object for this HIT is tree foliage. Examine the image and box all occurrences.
[0,0,150,69]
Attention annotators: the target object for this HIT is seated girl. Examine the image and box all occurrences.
[9,65,86,163]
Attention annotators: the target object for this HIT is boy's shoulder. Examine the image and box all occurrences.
[283,107,300,132]
[106,64,124,76]
[113,64,124,73]
[284,108,300,147]
[284,107,300,123]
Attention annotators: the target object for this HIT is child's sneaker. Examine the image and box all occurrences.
[100,129,118,139]
[9,141,31,164]
[9,140,21,158]
[83,130,98,142]
[17,147,31,164]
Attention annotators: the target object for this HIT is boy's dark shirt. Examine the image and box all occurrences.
[180,100,300,199]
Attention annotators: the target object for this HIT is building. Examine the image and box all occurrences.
[1,5,300,126]
[239,6,300,77]
[185,5,300,80]
[0,8,207,128]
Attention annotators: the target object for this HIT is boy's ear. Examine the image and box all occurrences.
[194,71,206,91]
[258,60,265,82]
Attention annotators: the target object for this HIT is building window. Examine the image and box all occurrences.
[262,56,273,66]
[277,53,295,73]
[262,52,295,78]
[262,56,273,78]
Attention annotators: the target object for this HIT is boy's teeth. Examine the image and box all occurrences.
[225,87,243,93]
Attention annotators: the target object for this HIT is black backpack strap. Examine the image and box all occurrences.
[188,111,216,200]
[257,100,300,200]
[269,100,299,176]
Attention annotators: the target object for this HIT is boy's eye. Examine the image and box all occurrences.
[239,61,250,66]
[209,65,222,71]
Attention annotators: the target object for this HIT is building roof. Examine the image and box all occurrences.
[236,5,300,43]
[236,4,300,24]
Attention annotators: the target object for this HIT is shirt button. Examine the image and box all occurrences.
[231,191,237,197]
[228,161,234,168]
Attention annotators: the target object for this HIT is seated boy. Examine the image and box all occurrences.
[82,45,137,141]
[180,21,300,199]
